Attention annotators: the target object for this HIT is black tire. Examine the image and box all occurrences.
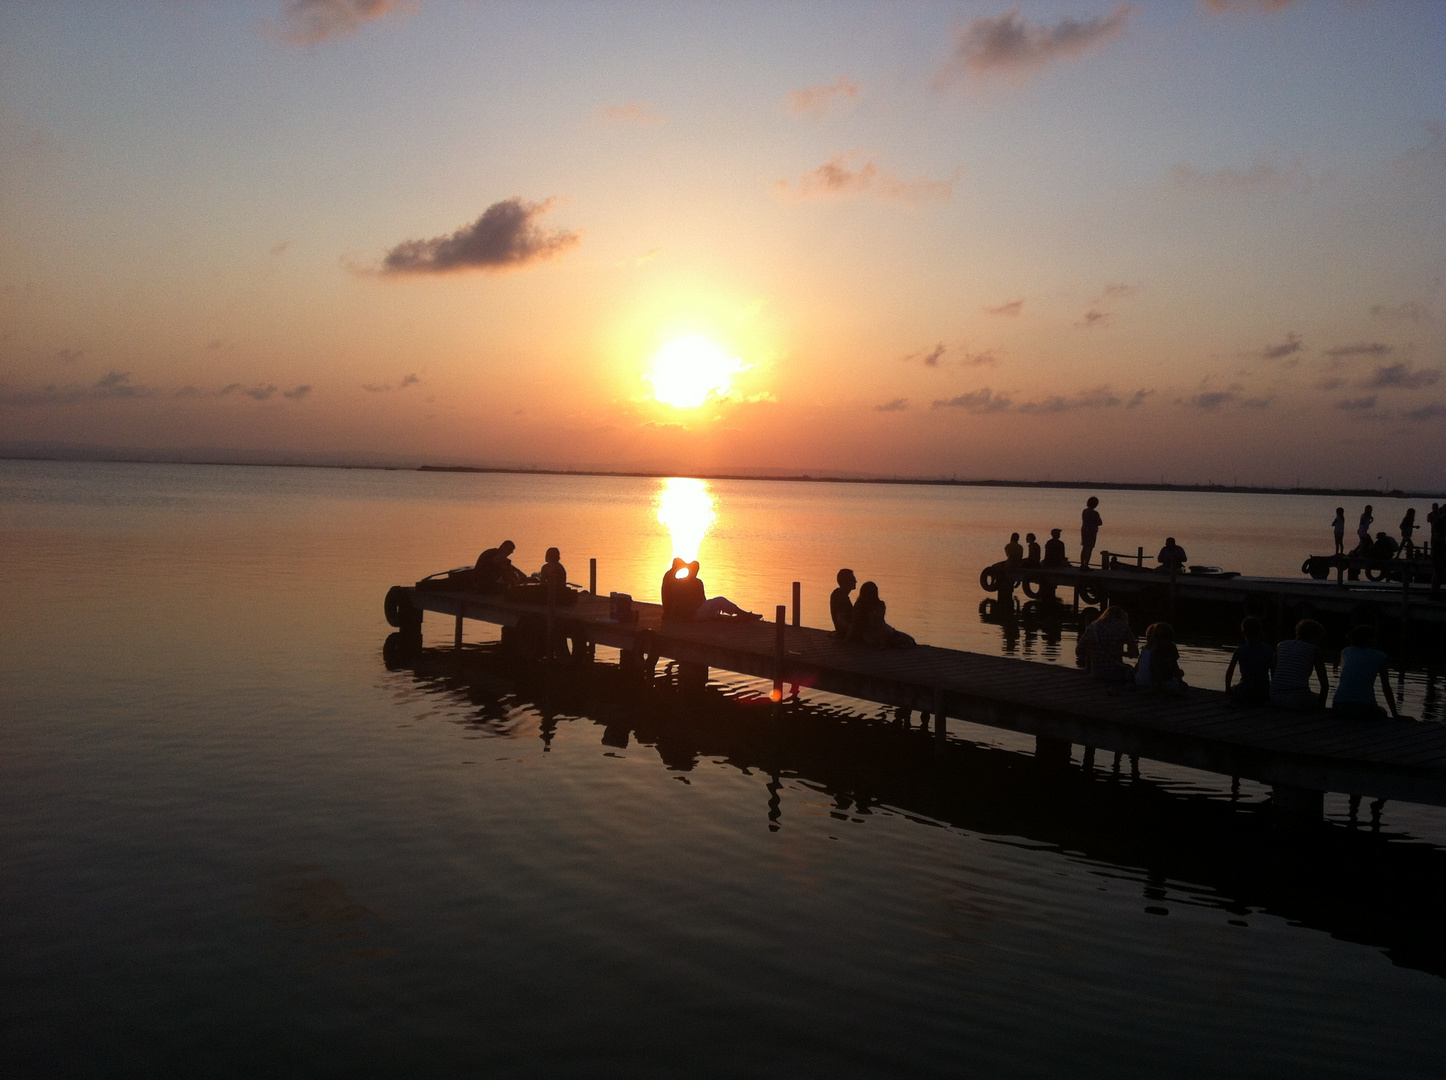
[1364,563,1386,583]
[979,565,999,592]
[1077,582,1102,606]
[384,585,409,628]
[1301,556,1316,576]
[1022,578,1042,599]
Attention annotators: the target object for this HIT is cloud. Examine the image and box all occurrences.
[263,0,415,47]
[1335,397,1377,411]
[789,77,861,117]
[962,351,998,367]
[270,240,291,256]
[1199,0,1298,13]
[875,398,910,412]
[54,347,83,363]
[1076,308,1110,328]
[600,102,665,126]
[1316,377,1345,390]
[1171,156,1313,196]
[1404,402,1446,422]
[932,388,1012,412]
[984,298,1024,316]
[1126,389,1152,409]
[935,4,1133,86]
[1017,386,1122,414]
[1182,388,1270,411]
[922,343,946,367]
[1262,332,1304,360]
[283,385,312,400]
[1100,282,1138,300]
[400,373,421,388]
[1362,363,1440,390]
[363,373,422,393]
[1324,342,1392,358]
[245,385,280,401]
[0,371,155,406]
[380,198,579,275]
[1371,301,1428,322]
[777,155,959,202]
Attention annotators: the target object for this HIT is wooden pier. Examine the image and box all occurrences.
[385,578,1446,818]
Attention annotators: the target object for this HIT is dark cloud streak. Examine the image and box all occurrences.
[381,198,579,275]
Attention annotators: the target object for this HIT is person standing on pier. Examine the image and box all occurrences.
[830,568,857,636]
[1400,508,1418,557]
[1357,505,1374,549]
[1332,507,1346,556]
[1080,497,1103,570]
[1430,503,1446,600]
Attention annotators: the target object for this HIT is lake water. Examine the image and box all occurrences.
[4,459,1446,1077]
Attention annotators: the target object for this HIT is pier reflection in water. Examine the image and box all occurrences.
[389,638,1446,983]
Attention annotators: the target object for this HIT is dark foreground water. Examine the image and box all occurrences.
[4,460,1446,1077]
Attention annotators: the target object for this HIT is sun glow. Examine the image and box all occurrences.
[648,335,740,408]
[655,477,715,563]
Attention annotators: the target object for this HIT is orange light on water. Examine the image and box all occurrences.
[655,477,715,563]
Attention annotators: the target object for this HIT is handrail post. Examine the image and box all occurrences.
[772,605,786,702]
[1137,546,1143,568]
[589,558,597,596]
[792,581,801,628]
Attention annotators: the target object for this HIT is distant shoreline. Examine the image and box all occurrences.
[4,452,1439,500]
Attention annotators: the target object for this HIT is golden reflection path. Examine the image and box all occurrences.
[655,478,716,564]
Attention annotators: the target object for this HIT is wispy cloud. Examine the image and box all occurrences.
[362,373,422,393]
[1261,333,1304,360]
[0,371,156,406]
[984,298,1024,316]
[962,351,998,367]
[599,102,665,126]
[1324,342,1392,358]
[1183,389,1271,411]
[788,77,860,117]
[263,0,415,47]
[1199,0,1298,14]
[777,155,959,202]
[1362,363,1440,390]
[932,388,1012,413]
[1076,308,1110,328]
[1017,387,1122,414]
[379,198,579,275]
[1100,282,1139,300]
[935,4,1133,86]
[1335,396,1377,411]
[1172,156,1313,196]
[54,347,83,364]
[875,398,910,412]
[1404,403,1446,422]
[1316,377,1346,390]
[922,343,946,367]
[283,385,312,400]
[1371,301,1428,323]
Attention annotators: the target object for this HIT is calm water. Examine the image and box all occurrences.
[4,459,1446,1077]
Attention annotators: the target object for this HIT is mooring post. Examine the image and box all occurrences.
[933,687,947,745]
[1136,546,1143,568]
[589,558,597,596]
[454,602,464,652]
[792,581,801,628]
[773,605,786,702]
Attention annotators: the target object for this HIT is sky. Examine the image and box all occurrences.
[1,1,1443,489]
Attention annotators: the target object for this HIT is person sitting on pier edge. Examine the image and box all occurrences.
[660,557,685,613]
[848,581,916,648]
[1081,605,1137,684]
[663,561,761,623]
[1269,619,1329,711]
[1332,625,1402,722]
[830,568,857,637]
[1042,529,1069,567]
[474,540,526,593]
[1157,537,1188,574]
[1332,507,1346,556]
[1400,508,1418,558]
[1080,497,1103,570]
[1135,622,1187,696]
[1024,533,1041,566]
[534,547,568,592]
[1003,532,1024,568]
[1371,531,1399,561]
[1224,616,1272,706]
[1430,502,1446,600]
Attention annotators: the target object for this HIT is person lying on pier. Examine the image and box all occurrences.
[1080,605,1137,684]
[1135,622,1187,696]
[1043,529,1069,567]
[1269,619,1329,711]
[1004,533,1024,567]
[1332,507,1346,556]
[830,568,857,637]
[1332,625,1402,722]
[474,540,527,593]
[848,581,917,648]
[663,561,762,623]
[1224,616,1271,706]
[1024,533,1041,567]
[1156,537,1188,574]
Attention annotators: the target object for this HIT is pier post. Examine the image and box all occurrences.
[792,581,801,628]
[772,605,786,702]
[546,580,557,661]
[1271,784,1324,827]
[1136,546,1143,568]
[589,558,597,596]
[933,688,947,745]
[454,603,464,652]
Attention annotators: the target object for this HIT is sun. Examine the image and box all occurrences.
[648,335,740,408]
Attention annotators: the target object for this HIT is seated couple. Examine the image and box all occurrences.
[661,559,762,623]
[475,541,573,602]
[830,569,917,649]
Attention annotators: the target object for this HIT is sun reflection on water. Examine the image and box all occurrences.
[655,478,716,563]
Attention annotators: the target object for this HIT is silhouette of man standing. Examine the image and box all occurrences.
[1080,497,1102,570]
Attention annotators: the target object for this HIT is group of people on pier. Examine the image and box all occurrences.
[1331,502,1446,598]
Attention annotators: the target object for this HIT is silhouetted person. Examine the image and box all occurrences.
[1157,537,1188,573]
[1042,529,1069,567]
[1135,622,1186,696]
[1371,532,1399,560]
[1269,619,1329,711]
[1430,503,1445,599]
[534,547,567,592]
[664,561,760,623]
[1225,616,1271,705]
[1080,497,1102,570]
[1004,532,1024,567]
[830,568,857,637]
[1400,508,1418,557]
[1332,507,1346,556]
[1074,606,1101,669]
[475,540,525,593]
[1357,504,1374,548]
[1080,605,1136,684]
[848,581,916,648]
[660,557,685,611]
[1333,624,1400,721]
[1024,533,1041,566]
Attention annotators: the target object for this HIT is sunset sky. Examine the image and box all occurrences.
[1,1,1443,488]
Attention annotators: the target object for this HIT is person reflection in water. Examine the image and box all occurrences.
[830,568,857,637]
[662,561,761,623]
[474,540,526,593]
[848,581,917,649]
